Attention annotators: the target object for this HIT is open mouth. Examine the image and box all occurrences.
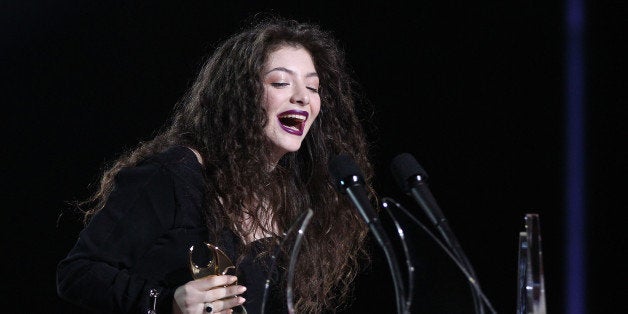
[277,109,309,136]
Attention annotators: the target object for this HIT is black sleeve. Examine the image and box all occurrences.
[56,162,179,313]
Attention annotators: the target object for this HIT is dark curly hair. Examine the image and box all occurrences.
[80,16,376,313]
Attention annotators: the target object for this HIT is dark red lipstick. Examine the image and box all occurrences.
[277,109,309,135]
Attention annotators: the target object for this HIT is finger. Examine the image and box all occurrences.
[207,296,246,313]
[204,285,247,302]
[193,275,238,290]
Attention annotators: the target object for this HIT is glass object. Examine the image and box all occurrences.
[285,209,313,314]
[260,208,313,314]
[189,243,247,314]
[516,213,547,314]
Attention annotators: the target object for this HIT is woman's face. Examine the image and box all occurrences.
[262,46,321,163]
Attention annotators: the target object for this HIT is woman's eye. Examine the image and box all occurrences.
[271,82,289,87]
[307,87,319,93]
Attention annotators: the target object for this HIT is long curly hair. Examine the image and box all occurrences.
[81,16,376,313]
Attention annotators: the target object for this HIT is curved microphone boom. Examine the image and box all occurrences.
[260,208,314,314]
[329,154,407,314]
[285,209,314,314]
[390,153,493,314]
[381,199,415,312]
[383,197,497,314]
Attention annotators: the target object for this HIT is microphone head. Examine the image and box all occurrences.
[390,153,429,193]
[329,154,365,193]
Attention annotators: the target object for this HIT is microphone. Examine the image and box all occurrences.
[390,153,453,246]
[328,154,378,226]
[390,153,493,314]
[329,154,407,314]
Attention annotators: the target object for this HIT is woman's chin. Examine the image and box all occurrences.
[271,142,303,160]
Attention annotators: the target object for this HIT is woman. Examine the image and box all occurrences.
[57,16,376,314]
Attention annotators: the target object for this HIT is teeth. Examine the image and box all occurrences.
[279,114,306,121]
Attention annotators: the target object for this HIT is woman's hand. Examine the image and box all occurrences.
[173,275,246,314]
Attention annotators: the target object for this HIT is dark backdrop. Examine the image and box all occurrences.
[2,1,625,313]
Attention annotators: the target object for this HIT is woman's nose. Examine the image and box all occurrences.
[290,84,310,106]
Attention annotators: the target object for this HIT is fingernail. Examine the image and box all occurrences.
[229,276,238,282]
[238,286,247,293]
[238,296,246,303]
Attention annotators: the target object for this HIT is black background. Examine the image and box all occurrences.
[2,1,625,313]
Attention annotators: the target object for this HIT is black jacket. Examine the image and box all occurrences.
[57,146,283,314]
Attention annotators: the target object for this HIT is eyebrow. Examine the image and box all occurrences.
[264,67,318,78]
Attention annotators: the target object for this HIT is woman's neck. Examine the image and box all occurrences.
[189,145,280,243]
[235,197,278,244]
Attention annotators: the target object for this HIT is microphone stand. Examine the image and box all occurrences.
[383,197,497,314]
[381,200,415,313]
[329,154,406,313]
[409,185,485,314]
[345,187,408,314]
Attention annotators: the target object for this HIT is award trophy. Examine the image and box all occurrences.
[189,243,247,314]
[516,213,547,314]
